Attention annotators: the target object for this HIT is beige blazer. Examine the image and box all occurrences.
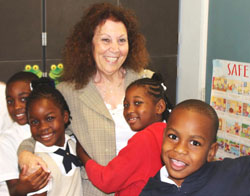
[56,69,142,196]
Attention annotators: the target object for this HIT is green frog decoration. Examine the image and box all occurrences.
[49,63,64,85]
[24,64,43,78]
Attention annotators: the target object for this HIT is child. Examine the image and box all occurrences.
[77,74,173,196]
[140,99,250,196]
[123,73,172,131]
[0,72,50,196]
[26,78,83,196]
[0,82,13,133]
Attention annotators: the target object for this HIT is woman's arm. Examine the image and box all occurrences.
[17,137,35,155]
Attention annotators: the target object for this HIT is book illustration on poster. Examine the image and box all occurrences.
[210,59,250,159]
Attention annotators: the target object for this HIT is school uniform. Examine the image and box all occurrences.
[28,135,83,196]
[85,122,166,196]
[140,156,250,196]
[0,82,13,134]
[0,123,31,196]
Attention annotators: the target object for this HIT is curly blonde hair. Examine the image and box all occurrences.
[62,2,149,89]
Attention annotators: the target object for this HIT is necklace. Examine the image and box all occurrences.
[96,78,124,96]
[95,78,125,109]
[93,69,126,108]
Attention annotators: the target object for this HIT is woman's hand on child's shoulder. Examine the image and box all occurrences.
[19,150,49,173]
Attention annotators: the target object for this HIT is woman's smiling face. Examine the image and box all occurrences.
[92,19,129,76]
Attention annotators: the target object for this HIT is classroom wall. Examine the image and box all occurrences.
[205,0,250,103]
[0,0,178,105]
[177,0,250,104]
[176,0,209,103]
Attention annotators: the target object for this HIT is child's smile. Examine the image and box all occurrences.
[169,158,188,171]
[40,131,55,142]
[125,113,139,124]
[15,112,26,120]
[6,81,31,125]
[162,108,218,186]
[123,86,163,131]
[28,98,69,147]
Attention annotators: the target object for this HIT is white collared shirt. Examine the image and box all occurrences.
[34,134,77,175]
[0,123,31,196]
[0,82,13,133]
[160,166,180,187]
[105,103,135,155]
[28,135,77,195]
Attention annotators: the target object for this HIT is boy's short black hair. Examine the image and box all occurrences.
[171,99,219,142]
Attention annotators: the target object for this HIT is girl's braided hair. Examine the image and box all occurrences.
[26,77,72,128]
[126,73,173,121]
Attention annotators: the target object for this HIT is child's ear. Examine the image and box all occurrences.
[63,111,69,124]
[156,99,166,114]
[207,142,218,162]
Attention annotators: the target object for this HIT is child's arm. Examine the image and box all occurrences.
[18,138,49,172]
[76,141,91,166]
[6,166,50,196]
[76,129,160,194]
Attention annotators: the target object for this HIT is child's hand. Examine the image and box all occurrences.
[19,150,49,172]
[6,166,50,195]
[19,165,51,193]
[76,141,91,166]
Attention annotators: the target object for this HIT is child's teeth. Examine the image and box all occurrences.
[41,133,53,139]
[172,159,185,166]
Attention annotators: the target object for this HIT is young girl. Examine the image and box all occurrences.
[0,72,50,196]
[26,78,83,196]
[123,73,172,132]
[77,73,173,196]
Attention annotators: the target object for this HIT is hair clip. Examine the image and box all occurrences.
[161,83,167,91]
[30,82,33,91]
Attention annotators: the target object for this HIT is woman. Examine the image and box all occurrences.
[18,2,152,196]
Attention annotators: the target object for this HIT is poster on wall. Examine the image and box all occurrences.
[210,59,250,159]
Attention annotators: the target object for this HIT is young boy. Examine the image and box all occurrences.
[140,99,250,196]
[0,72,50,196]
